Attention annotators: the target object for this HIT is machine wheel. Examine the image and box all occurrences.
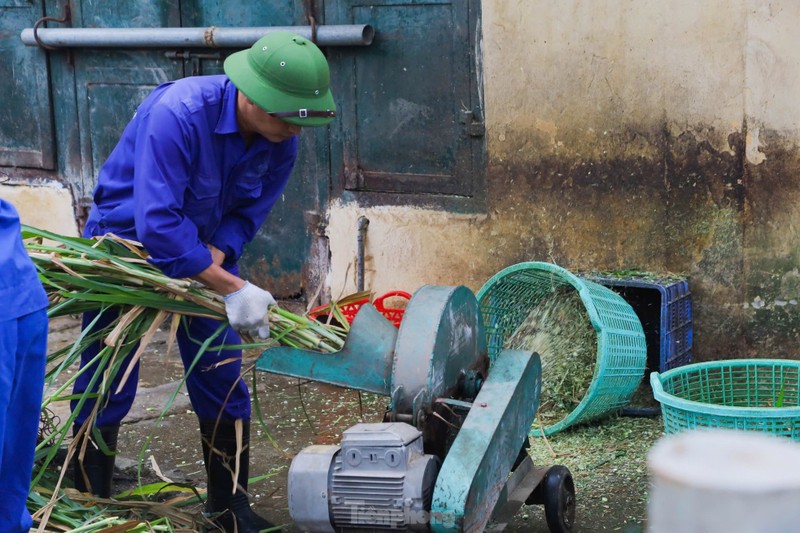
[542,465,576,533]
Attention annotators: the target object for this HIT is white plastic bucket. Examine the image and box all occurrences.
[648,429,800,533]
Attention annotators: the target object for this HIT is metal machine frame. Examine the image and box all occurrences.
[257,285,575,532]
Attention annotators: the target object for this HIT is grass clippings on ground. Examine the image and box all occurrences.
[525,414,664,532]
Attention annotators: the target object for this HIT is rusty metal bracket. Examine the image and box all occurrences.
[304,0,318,44]
[33,3,72,51]
[461,107,485,138]
[165,50,223,76]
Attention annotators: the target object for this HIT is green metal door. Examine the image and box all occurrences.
[0,0,54,169]
[326,0,485,210]
[68,2,183,198]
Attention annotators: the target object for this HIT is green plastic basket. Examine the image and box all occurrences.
[651,359,800,440]
[476,262,647,436]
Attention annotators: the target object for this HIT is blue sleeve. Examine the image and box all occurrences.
[0,199,49,320]
[132,105,213,279]
[208,137,297,264]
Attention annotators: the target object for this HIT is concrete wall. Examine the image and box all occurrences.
[0,181,78,236]
[327,0,800,360]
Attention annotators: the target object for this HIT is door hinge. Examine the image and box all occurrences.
[461,107,485,137]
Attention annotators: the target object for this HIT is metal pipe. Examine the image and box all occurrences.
[20,24,374,48]
[357,216,369,293]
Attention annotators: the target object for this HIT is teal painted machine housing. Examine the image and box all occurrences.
[431,349,541,532]
[256,284,491,408]
[257,285,551,531]
[256,303,399,395]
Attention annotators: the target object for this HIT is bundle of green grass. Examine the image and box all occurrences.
[23,226,350,532]
[505,287,597,427]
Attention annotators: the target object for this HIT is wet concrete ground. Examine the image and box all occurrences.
[46,314,655,532]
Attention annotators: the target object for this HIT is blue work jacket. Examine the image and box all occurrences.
[0,199,49,321]
[84,75,298,279]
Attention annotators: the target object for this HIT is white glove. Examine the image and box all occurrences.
[223,281,276,339]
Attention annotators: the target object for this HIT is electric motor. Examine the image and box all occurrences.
[288,422,440,532]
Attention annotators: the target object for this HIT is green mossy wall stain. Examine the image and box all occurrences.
[482,121,800,360]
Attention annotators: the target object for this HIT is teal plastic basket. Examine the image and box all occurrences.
[476,262,647,436]
[651,359,800,440]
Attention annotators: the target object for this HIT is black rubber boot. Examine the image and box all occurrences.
[199,419,280,533]
[72,424,119,498]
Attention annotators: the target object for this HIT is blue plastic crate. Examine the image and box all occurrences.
[579,273,692,373]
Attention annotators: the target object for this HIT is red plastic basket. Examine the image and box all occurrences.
[309,291,411,328]
[338,298,371,323]
[373,290,412,327]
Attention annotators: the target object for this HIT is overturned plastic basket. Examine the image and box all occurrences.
[651,359,800,441]
[476,262,647,436]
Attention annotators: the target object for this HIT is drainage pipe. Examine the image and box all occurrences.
[21,24,374,49]
[356,216,369,292]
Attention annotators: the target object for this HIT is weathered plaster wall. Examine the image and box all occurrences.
[327,0,800,360]
[0,182,78,236]
[325,205,496,295]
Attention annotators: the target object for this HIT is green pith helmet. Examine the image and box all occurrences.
[224,31,336,127]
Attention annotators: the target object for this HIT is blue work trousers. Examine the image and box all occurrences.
[71,309,250,428]
[0,309,47,533]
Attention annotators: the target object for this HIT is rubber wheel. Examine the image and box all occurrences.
[542,465,576,533]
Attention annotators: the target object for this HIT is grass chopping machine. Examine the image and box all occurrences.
[256,285,576,532]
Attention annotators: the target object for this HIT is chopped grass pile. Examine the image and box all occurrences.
[505,287,597,427]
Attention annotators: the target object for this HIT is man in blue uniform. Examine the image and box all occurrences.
[71,31,335,533]
[0,199,49,533]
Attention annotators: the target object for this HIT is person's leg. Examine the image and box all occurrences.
[70,309,141,427]
[70,308,138,496]
[199,418,279,533]
[176,315,250,421]
[0,309,48,533]
[177,316,279,533]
